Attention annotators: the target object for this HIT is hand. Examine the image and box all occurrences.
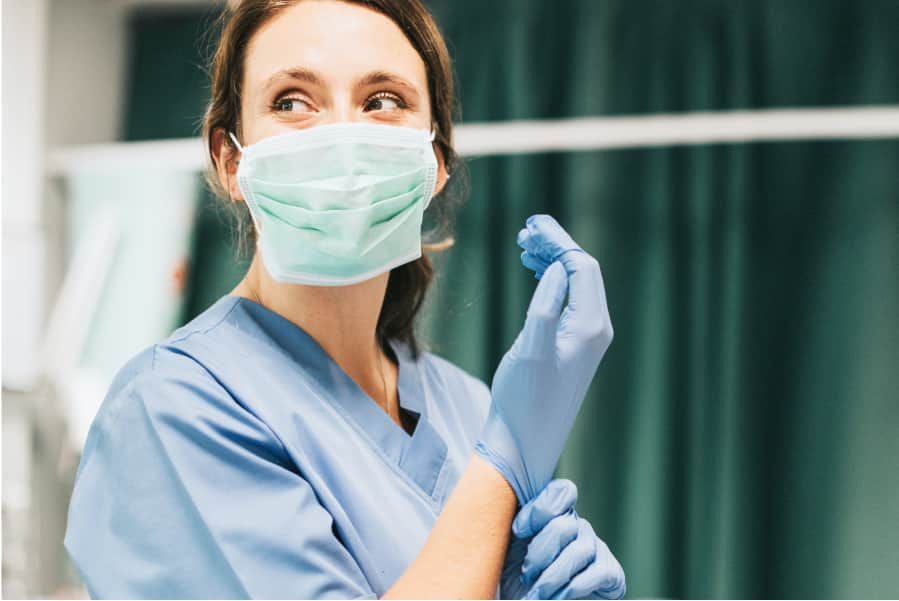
[502,480,626,600]
[502,480,578,599]
[475,215,614,503]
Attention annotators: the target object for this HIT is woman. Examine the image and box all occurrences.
[64,1,624,598]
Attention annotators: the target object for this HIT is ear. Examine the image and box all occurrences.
[211,127,244,201]
[432,140,449,197]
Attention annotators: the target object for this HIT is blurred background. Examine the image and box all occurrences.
[2,0,898,598]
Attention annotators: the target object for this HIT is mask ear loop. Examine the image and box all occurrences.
[226,131,246,207]
[226,131,263,242]
[428,126,450,182]
[228,131,244,153]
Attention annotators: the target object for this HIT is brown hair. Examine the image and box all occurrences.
[201,0,464,356]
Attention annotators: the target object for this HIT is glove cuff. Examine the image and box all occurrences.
[475,410,534,505]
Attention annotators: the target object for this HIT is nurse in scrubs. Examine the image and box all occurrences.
[64,0,625,598]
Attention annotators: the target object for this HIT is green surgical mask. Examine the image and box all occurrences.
[230,122,439,286]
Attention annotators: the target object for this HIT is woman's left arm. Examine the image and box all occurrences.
[503,480,626,600]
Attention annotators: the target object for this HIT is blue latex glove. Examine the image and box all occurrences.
[475,215,614,504]
[502,480,626,600]
[502,480,579,599]
[522,512,626,600]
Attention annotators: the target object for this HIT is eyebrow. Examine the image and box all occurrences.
[357,70,422,98]
[261,67,423,100]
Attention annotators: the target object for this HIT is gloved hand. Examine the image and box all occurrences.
[475,215,613,504]
[502,480,626,600]
[501,480,577,599]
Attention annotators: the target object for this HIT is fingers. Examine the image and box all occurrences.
[513,479,578,538]
[553,535,626,600]
[502,535,530,588]
[518,227,552,279]
[556,252,612,364]
[520,511,580,588]
[519,215,580,263]
[519,214,613,363]
[516,261,568,358]
[524,518,597,599]
[521,250,551,279]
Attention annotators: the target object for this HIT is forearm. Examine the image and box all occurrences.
[382,454,517,599]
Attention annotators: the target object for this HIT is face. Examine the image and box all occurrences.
[215,0,447,200]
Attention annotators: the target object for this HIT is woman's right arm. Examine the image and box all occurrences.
[383,455,518,599]
[386,215,615,599]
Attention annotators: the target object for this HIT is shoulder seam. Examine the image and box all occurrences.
[166,297,243,346]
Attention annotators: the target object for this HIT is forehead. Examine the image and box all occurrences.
[244,0,428,92]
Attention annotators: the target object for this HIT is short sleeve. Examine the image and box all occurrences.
[64,346,376,599]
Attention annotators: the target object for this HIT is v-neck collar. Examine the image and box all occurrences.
[229,295,449,501]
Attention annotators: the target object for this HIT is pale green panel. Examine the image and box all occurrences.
[66,170,200,379]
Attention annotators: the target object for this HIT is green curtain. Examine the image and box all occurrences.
[424,0,899,597]
[124,1,899,597]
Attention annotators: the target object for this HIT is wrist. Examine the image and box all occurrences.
[469,453,518,507]
[475,409,533,505]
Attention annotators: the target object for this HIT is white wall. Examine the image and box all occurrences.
[45,0,130,147]
[2,0,50,390]
[3,4,213,595]
[3,0,132,390]
[3,0,213,390]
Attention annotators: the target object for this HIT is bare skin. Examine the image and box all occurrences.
[211,1,517,597]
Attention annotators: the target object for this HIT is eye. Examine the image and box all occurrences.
[272,95,313,113]
[364,91,406,112]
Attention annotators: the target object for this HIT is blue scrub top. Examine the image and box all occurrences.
[64,295,493,599]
